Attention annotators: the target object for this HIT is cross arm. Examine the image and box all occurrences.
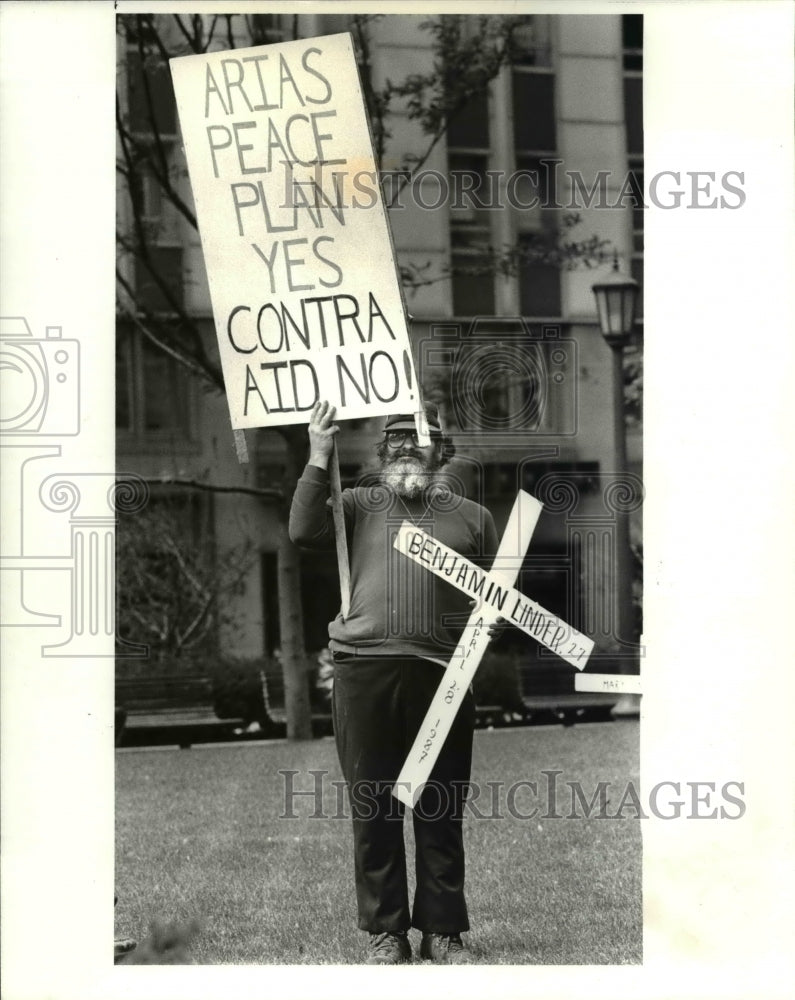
[393,522,593,669]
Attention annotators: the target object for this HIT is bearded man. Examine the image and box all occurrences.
[289,400,498,965]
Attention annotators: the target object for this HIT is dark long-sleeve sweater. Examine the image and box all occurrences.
[289,464,499,664]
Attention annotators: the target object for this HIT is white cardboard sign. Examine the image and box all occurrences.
[170,33,420,429]
[574,673,642,695]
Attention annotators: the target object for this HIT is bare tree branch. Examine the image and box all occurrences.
[171,14,198,51]
[139,14,173,66]
[204,15,219,51]
[134,475,283,502]
[116,499,257,660]
[116,86,198,231]
[115,267,224,390]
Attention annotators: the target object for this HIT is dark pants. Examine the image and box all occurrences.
[332,655,475,934]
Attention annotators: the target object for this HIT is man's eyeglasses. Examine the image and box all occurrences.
[384,430,421,449]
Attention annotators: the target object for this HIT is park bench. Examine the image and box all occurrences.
[115,674,229,747]
[116,674,215,715]
[115,664,332,746]
[114,660,617,747]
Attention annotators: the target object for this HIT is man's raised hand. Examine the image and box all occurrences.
[308,400,340,470]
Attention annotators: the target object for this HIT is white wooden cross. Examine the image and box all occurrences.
[391,489,593,808]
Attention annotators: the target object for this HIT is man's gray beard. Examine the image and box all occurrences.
[380,456,439,499]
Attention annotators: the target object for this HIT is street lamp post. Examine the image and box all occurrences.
[591,258,640,711]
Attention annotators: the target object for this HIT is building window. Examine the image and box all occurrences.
[129,159,164,224]
[121,40,184,313]
[623,75,643,159]
[126,47,177,137]
[510,14,553,68]
[622,14,643,72]
[483,460,598,501]
[437,320,577,436]
[447,90,490,149]
[133,247,185,314]
[116,322,194,442]
[448,77,496,315]
[447,15,560,318]
[512,16,559,318]
[246,13,291,45]
[516,548,585,685]
[448,146,495,315]
[512,71,556,152]
[623,14,643,317]
[518,254,562,317]
[450,253,497,317]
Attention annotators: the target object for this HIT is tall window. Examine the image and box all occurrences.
[122,34,183,311]
[246,13,291,44]
[448,88,495,315]
[447,15,561,318]
[116,323,194,442]
[511,16,560,317]
[133,247,185,313]
[622,14,643,315]
[126,45,177,136]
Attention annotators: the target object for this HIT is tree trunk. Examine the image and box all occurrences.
[277,526,312,740]
[277,427,312,740]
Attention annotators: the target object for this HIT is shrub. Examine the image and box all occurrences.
[209,657,272,724]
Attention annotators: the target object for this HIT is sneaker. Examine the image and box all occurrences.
[113,938,138,964]
[366,931,412,965]
[420,932,470,964]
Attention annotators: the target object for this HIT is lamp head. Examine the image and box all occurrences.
[591,257,639,348]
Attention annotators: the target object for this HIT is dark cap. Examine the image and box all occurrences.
[383,403,442,435]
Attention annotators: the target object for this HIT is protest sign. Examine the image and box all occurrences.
[170,33,419,429]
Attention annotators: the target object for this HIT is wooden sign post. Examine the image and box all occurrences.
[392,490,595,808]
[328,439,351,618]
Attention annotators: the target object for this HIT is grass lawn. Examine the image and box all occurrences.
[115,721,641,965]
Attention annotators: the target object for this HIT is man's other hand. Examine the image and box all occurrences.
[470,599,508,643]
[308,401,340,470]
[486,616,508,643]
